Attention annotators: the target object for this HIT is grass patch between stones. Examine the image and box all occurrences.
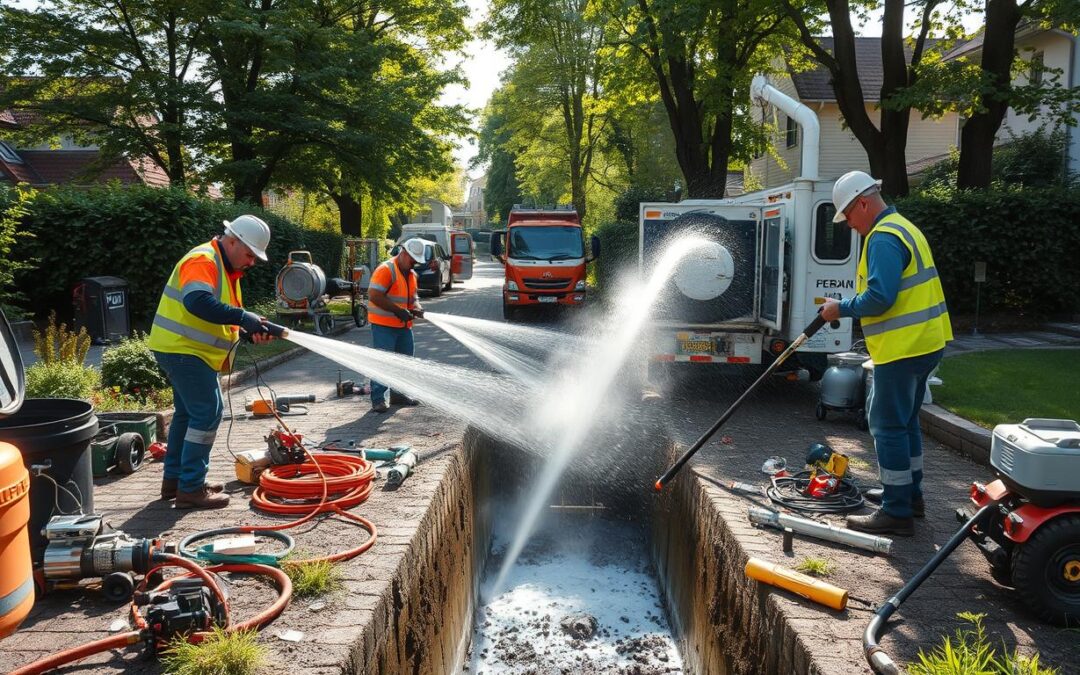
[282,558,343,598]
[161,627,265,675]
[793,556,834,578]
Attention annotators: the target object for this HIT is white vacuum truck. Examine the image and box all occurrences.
[640,75,857,380]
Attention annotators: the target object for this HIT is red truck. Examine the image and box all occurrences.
[490,206,600,321]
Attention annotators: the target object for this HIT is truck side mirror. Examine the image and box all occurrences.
[0,309,26,417]
[490,230,506,262]
[588,235,601,262]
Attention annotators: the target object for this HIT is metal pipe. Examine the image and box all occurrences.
[748,506,893,555]
[863,502,998,674]
[751,75,820,180]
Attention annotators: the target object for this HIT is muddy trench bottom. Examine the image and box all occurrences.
[464,510,683,675]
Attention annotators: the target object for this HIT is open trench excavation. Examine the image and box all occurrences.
[358,413,815,675]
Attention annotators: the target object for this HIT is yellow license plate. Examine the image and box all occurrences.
[678,339,715,354]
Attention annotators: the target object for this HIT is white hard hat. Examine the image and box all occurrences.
[223,215,270,261]
[400,238,429,262]
[831,171,882,222]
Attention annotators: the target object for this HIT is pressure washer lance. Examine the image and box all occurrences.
[654,311,840,491]
[748,506,893,555]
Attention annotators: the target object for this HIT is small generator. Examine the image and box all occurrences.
[964,418,1080,625]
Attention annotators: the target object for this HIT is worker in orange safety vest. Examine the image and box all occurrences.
[366,238,427,412]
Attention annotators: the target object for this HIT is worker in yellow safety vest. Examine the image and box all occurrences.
[148,215,279,509]
[366,238,426,413]
[821,171,953,537]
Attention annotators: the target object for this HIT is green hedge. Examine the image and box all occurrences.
[4,185,343,324]
[895,187,1080,317]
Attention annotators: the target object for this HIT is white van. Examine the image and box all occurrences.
[397,223,474,281]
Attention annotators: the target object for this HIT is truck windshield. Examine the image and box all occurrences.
[508,226,584,260]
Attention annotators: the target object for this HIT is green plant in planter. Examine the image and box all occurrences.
[101,333,169,394]
[25,361,100,399]
[33,310,91,365]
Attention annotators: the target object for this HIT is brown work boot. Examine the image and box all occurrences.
[175,486,230,510]
[846,510,914,537]
[912,496,926,519]
[161,479,224,500]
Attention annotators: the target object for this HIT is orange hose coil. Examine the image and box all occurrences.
[247,452,378,563]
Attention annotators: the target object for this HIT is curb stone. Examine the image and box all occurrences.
[919,403,992,465]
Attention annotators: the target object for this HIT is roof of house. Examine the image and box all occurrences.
[0,109,17,128]
[788,37,929,102]
[905,151,951,176]
[0,154,43,184]
[9,150,170,187]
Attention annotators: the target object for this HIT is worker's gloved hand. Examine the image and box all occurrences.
[394,307,413,323]
[239,311,265,334]
[410,308,425,319]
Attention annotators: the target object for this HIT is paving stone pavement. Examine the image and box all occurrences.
[4,258,1077,674]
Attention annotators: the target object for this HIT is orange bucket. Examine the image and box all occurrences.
[0,440,33,638]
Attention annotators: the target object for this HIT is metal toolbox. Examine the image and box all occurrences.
[991,418,1080,502]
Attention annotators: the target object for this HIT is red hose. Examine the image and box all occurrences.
[8,632,141,675]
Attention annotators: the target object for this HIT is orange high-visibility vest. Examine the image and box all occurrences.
[368,257,418,328]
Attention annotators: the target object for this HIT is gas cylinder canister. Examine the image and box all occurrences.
[0,441,33,638]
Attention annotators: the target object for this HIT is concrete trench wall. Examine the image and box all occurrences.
[651,468,817,675]
[352,427,491,674]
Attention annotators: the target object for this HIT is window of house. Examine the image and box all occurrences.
[1030,51,1044,85]
[0,141,23,163]
[813,203,852,262]
[785,116,798,148]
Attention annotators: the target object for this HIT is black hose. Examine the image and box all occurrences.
[863,502,998,674]
[766,470,865,514]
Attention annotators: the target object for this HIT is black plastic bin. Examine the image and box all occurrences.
[0,399,97,558]
[73,276,131,345]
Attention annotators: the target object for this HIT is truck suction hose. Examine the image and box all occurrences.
[863,501,999,674]
[9,555,290,675]
[654,310,839,491]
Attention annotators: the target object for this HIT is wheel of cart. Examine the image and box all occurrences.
[316,313,335,335]
[352,302,368,328]
[90,413,155,477]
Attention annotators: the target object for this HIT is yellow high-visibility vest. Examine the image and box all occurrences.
[147,239,243,372]
[856,212,953,364]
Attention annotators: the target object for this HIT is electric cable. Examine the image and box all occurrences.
[766,470,865,514]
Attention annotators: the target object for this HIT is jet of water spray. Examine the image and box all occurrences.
[489,234,714,596]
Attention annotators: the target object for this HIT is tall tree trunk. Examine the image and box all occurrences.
[331,193,363,236]
[957,0,1022,190]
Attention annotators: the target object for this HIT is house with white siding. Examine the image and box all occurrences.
[748,28,1080,189]
[747,37,961,189]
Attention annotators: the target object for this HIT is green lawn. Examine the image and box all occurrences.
[933,349,1080,429]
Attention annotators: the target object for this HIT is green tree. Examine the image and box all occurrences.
[0,0,218,186]
[485,0,610,221]
[897,0,1080,189]
[779,0,958,197]
[600,0,788,199]
[268,0,470,232]
[475,88,525,225]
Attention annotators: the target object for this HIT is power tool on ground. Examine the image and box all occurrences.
[36,514,174,602]
[804,443,849,498]
[246,394,315,416]
[234,428,306,484]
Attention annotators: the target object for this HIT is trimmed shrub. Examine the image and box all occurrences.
[4,185,344,324]
[100,333,169,394]
[25,361,100,399]
[895,186,1080,317]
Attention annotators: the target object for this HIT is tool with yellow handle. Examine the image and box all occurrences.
[745,557,848,611]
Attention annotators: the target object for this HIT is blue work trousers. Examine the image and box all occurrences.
[153,351,223,493]
[370,324,414,405]
[866,348,943,517]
